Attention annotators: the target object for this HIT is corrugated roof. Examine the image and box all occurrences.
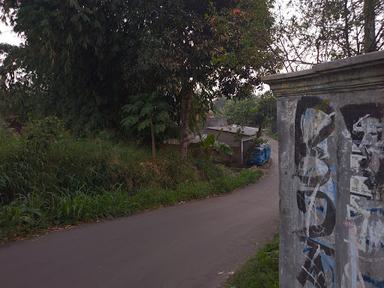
[206,125,258,137]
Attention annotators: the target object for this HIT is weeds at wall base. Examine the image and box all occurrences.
[225,235,279,288]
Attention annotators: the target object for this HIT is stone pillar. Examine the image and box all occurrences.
[263,51,384,288]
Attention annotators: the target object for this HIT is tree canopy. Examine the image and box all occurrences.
[223,91,276,137]
[273,0,384,71]
[0,0,277,157]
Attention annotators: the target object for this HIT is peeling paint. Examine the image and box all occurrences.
[341,104,384,288]
[295,97,337,288]
[274,53,384,288]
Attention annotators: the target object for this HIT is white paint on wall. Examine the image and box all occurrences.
[350,176,372,198]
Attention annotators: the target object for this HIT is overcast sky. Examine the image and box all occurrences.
[0,22,23,45]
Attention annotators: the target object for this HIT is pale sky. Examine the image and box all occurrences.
[0,22,23,46]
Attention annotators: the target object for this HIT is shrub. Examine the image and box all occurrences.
[0,117,263,243]
[0,168,261,243]
[22,116,67,153]
[0,118,154,204]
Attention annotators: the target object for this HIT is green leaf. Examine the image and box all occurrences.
[121,116,139,128]
[137,119,151,131]
[139,104,153,117]
[68,0,80,9]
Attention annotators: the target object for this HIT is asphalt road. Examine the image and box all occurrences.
[0,140,279,288]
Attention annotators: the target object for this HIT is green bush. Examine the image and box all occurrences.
[0,118,154,204]
[0,168,261,243]
[0,117,263,243]
[226,235,279,288]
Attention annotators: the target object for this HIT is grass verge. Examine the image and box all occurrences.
[225,235,279,288]
[0,168,262,244]
[0,117,263,243]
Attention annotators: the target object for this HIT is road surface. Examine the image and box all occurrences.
[0,140,279,288]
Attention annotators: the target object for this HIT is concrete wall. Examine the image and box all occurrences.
[263,51,384,288]
[205,117,228,129]
[206,130,242,148]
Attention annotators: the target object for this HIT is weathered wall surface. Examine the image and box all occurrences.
[264,51,384,288]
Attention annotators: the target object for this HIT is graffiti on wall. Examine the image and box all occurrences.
[341,104,384,288]
[295,97,337,288]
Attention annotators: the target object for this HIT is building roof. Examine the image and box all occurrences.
[206,125,258,137]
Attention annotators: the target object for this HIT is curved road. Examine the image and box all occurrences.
[0,140,279,288]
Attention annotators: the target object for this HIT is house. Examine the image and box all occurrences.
[205,125,259,165]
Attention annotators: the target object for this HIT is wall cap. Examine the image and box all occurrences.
[262,51,384,97]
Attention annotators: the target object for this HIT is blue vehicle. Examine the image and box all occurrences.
[246,143,271,166]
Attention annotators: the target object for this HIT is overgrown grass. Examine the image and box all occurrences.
[0,118,262,243]
[226,235,279,288]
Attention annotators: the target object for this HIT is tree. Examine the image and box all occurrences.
[127,0,277,158]
[223,91,277,137]
[0,43,42,125]
[1,0,277,157]
[273,0,384,71]
[121,91,170,161]
[1,0,135,133]
[364,0,379,52]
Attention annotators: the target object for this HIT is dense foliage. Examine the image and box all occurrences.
[0,0,273,242]
[121,91,171,160]
[223,92,277,136]
[0,118,262,242]
[0,0,277,151]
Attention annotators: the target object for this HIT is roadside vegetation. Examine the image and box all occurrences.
[0,117,262,243]
[0,1,275,244]
[0,0,278,160]
[1,0,381,252]
[226,235,279,288]
[222,92,277,138]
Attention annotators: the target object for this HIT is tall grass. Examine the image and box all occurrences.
[0,118,262,243]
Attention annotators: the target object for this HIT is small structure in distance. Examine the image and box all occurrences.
[206,125,259,165]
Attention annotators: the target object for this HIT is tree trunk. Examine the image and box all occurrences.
[150,119,157,162]
[180,89,193,159]
[343,0,352,57]
[364,0,377,53]
[257,122,264,138]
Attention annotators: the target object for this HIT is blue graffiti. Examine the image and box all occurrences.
[363,275,384,288]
